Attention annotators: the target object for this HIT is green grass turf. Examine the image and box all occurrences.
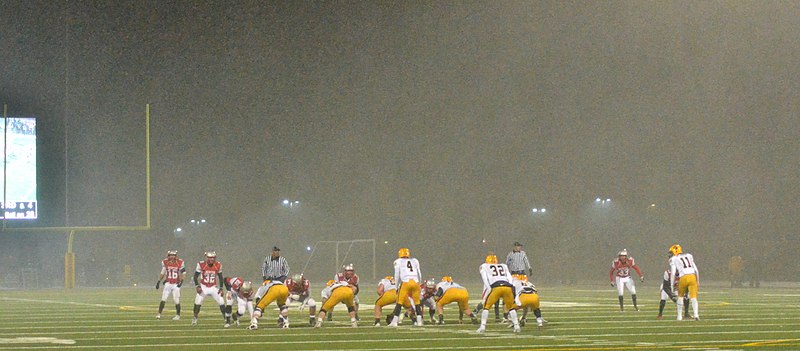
[1,284,799,350]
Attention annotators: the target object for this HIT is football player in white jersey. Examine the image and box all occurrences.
[668,244,700,321]
[477,254,521,333]
[434,276,477,325]
[511,274,545,327]
[388,247,423,327]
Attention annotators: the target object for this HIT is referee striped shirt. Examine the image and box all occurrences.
[262,256,290,282]
[506,250,531,274]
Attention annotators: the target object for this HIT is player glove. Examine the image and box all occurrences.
[640,276,645,283]
[196,285,203,294]
[610,282,615,287]
[155,281,161,289]
[177,281,183,288]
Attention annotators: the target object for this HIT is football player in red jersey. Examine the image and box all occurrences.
[285,274,317,326]
[420,279,438,324]
[156,250,185,320]
[224,276,255,327]
[191,251,227,326]
[609,249,644,312]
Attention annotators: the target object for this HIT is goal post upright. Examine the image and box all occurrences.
[0,104,153,289]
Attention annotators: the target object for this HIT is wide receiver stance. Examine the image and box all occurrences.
[249,279,290,329]
[609,249,644,312]
[477,254,521,333]
[669,244,700,320]
[156,250,185,320]
[285,274,317,326]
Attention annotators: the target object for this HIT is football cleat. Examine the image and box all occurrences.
[248,323,258,330]
[314,320,322,328]
[156,314,161,320]
[513,326,521,333]
[224,323,230,328]
[172,315,181,321]
[234,320,240,327]
[476,326,486,333]
[374,322,381,327]
[351,320,358,328]
[191,318,198,326]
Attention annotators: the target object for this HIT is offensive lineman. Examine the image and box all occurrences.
[511,275,545,327]
[477,254,521,333]
[249,279,290,329]
[609,249,644,312]
[373,276,413,326]
[434,276,478,325]
[388,247,423,327]
[191,251,227,326]
[156,250,185,320]
[315,280,358,328]
[669,244,700,320]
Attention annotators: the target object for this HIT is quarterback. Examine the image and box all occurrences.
[388,247,423,327]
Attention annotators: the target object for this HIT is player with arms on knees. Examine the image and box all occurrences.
[285,274,317,326]
[420,279,439,324]
[156,250,185,320]
[315,280,358,328]
[223,276,255,327]
[477,254,521,333]
[249,279,290,329]
[511,274,545,327]
[191,251,227,326]
[609,249,644,312]
[434,276,477,325]
[388,247,424,327]
[669,244,700,321]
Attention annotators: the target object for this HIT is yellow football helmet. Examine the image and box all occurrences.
[485,254,498,264]
[384,275,395,282]
[398,248,410,258]
[326,279,335,287]
[261,279,271,286]
[512,274,528,283]
[669,244,683,256]
[441,276,453,283]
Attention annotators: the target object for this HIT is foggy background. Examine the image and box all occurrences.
[1,1,798,289]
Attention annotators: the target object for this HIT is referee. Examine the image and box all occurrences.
[506,241,532,278]
[262,246,290,282]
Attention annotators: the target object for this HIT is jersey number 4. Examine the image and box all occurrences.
[406,261,414,271]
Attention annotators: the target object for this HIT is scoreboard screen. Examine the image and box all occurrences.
[1,117,37,219]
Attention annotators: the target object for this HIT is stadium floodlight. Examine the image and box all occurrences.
[282,199,290,205]
[595,198,602,202]
[541,208,546,213]
[175,227,182,232]
[306,246,312,251]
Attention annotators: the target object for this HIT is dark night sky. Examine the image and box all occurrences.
[1,1,798,284]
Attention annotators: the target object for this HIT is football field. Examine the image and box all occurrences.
[1,284,799,350]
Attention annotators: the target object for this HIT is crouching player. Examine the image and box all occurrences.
[420,279,438,324]
[285,274,317,326]
[249,279,290,330]
[512,275,545,327]
[374,276,413,326]
[223,276,255,327]
[434,276,477,325]
[316,280,358,328]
